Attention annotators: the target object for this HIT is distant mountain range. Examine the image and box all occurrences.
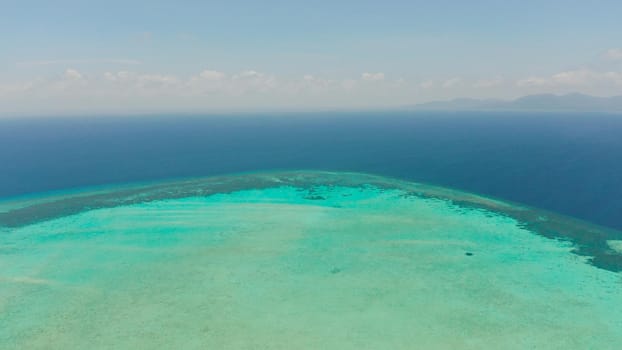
[412,93,622,112]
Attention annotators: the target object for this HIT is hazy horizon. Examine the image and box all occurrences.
[2,1,622,116]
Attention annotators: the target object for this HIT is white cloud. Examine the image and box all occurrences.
[516,76,549,87]
[104,71,124,81]
[0,68,417,115]
[603,48,622,61]
[550,70,592,85]
[139,74,179,85]
[8,65,619,115]
[419,80,435,89]
[104,71,179,87]
[0,82,34,96]
[299,74,334,88]
[442,77,462,88]
[199,70,226,81]
[234,70,264,79]
[516,69,622,88]
[64,68,83,80]
[361,72,385,81]
[473,77,503,88]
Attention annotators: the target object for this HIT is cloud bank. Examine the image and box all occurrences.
[0,69,404,115]
[2,48,622,116]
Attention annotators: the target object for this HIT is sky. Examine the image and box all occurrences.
[1,0,622,115]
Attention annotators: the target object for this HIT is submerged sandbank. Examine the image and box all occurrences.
[0,171,621,349]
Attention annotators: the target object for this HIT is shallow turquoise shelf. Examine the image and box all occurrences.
[1,172,621,349]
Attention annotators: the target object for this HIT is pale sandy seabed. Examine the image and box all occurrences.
[0,171,621,349]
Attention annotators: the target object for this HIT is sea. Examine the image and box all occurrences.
[1,111,622,349]
[1,111,621,230]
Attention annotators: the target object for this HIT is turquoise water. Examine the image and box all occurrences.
[1,172,621,349]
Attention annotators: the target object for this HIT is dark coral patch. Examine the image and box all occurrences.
[305,195,326,200]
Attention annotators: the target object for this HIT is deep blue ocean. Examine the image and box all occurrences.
[1,111,621,231]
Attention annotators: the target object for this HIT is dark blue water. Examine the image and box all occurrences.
[1,111,621,230]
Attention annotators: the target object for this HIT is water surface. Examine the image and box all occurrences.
[1,111,622,230]
[1,172,621,349]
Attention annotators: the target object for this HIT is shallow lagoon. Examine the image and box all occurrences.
[1,172,621,349]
